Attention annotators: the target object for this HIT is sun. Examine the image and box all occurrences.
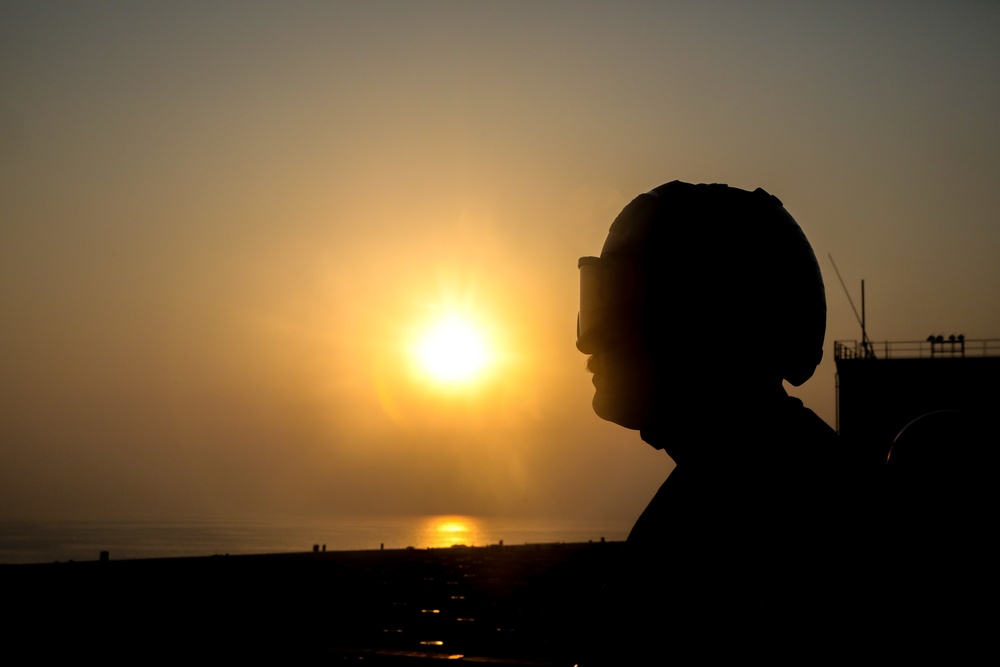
[413,314,491,386]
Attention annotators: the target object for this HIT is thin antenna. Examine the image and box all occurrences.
[861,279,869,358]
[828,255,874,358]
[828,254,862,328]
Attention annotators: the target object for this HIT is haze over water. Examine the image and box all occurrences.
[0,515,629,565]
[2,3,998,529]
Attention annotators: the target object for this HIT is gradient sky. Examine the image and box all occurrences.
[2,1,998,523]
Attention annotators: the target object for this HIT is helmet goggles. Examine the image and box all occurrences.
[576,255,645,355]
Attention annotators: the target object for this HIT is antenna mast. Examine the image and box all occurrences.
[861,279,869,358]
[828,255,874,358]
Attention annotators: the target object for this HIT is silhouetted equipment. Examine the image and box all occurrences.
[834,337,1000,462]
[828,256,875,359]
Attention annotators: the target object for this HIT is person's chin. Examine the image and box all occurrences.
[592,391,645,430]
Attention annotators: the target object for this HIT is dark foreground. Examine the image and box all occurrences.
[4,541,622,664]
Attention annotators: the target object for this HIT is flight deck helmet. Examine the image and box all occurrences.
[577,181,826,387]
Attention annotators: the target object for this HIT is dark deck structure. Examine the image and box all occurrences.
[834,336,1000,462]
[2,541,620,664]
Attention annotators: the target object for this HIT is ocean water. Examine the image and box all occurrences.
[0,515,631,564]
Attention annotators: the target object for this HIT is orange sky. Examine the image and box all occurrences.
[2,2,999,523]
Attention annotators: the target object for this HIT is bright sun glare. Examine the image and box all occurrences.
[414,314,491,385]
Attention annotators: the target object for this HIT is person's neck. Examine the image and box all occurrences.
[640,382,788,464]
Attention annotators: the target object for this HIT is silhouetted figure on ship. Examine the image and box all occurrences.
[575,181,866,661]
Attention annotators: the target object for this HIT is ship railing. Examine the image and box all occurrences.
[834,338,1000,360]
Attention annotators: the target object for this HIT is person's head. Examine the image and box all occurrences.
[577,181,826,431]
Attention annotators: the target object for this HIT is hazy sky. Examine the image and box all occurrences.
[2,1,998,523]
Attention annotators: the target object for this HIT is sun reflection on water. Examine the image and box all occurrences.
[420,515,485,548]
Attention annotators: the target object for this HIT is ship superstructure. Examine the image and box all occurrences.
[834,336,999,462]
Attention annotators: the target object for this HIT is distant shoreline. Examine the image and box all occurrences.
[2,536,622,567]
[0,515,631,565]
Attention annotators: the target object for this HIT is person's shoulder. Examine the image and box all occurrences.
[784,396,837,440]
[773,395,857,477]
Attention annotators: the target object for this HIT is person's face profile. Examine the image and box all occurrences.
[587,327,656,430]
[579,253,657,430]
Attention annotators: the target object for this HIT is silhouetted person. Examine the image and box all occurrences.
[575,182,867,661]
